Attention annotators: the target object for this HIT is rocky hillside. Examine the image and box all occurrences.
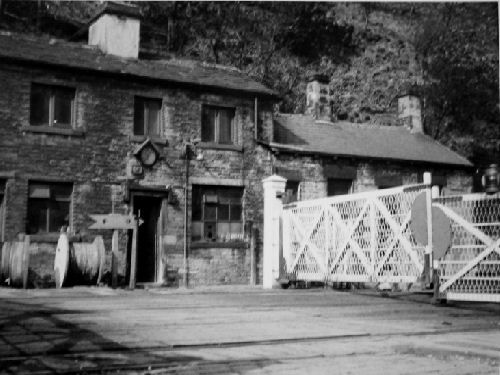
[0,1,498,163]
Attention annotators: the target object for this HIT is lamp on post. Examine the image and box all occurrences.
[482,164,499,194]
[180,140,202,288]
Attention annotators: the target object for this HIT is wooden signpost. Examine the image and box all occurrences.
[89,213,143,289]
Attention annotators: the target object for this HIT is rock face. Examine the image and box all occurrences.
[322,4,423,127]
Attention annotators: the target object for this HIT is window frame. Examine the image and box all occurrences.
[201,105,237,145]
[284,180,300,203]
[30,83,76,129]
[327,178,353,197]
[27,182,73,235]
[191,185,244,243]
[134,96,163,138]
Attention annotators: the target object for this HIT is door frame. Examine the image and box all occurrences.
[130,186,169,284]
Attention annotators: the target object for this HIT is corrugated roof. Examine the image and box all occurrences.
[272,114,472,167]
[0,32,278,98]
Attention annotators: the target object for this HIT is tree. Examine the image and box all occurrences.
[413,3,499,158]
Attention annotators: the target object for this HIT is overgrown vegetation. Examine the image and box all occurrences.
[0,1,498,163]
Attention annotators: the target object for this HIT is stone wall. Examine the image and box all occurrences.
[0,61,274,287]
[273,154,472,200]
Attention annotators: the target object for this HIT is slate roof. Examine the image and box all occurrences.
[272,114,472,167]
[0,32,278,98]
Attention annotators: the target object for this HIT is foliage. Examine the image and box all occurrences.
[0,1,498,160]
[412,3,499,158]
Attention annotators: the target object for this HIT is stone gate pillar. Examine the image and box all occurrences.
[262,175,287,289]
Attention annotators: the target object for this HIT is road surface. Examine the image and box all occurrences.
[0,286,499,374]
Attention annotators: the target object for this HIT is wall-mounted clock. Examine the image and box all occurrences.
[133,138,160,168]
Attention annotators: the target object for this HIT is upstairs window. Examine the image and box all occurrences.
[134,96,162,137]
[192,186,243,242]
[27,182,73,234]
[201,105,236,145]
[30,83,75,128]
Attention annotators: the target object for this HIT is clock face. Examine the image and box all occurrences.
[139,146,157,167]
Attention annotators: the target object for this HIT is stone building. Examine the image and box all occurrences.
[268,74,473,203]
[0,3,277,287]
[0,4,472,288]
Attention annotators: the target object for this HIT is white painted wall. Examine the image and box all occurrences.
[89,14,140,59]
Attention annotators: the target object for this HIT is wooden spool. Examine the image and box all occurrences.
[0,236,30,288]
[54,234,105,288]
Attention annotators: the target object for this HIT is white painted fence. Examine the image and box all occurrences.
[281,184,427,284]
[434,194,500,302]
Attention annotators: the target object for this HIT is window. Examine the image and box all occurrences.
[375,175,402,190]
[284,180,300,203]
[201,105,236,145]
[327,178,352,196]
[192,186,243,242]
[27,182,73,234]
[30,83,75,128]
[134,96,162,137]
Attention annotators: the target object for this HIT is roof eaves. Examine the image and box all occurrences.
[0,52,280,99]
[416,133,473,166]
[268,142,473,168]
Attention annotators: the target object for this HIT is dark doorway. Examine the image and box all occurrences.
[133,195,161,283]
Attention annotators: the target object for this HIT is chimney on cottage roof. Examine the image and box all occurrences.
[397,94,423,133]
[88,1,141,59]
[306,73,334,122]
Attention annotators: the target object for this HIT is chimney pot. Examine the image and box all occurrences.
[88,1,141,59]
[306,73,333,121]
[397,94,423,133]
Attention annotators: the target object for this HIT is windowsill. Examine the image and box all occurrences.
[190,241,247,249]
[21,126,85,137]
[197,142,243,152]
[130,135,168,146]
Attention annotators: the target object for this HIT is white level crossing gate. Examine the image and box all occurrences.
[434,194,500,302]
[282,184,427,284]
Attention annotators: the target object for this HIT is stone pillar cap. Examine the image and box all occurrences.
[262,175,287,184]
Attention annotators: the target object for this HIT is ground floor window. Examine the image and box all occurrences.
[284,180,300,203]
[27,182,73,234]
[327,178,352,196]
[192,185,243,242]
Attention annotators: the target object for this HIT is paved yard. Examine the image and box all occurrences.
[0,286,499,374]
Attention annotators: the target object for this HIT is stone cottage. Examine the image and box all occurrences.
[267,74,473,203]
[0,2,278,287]
[0,3,473,288]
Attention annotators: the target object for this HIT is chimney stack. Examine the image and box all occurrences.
[397,94,423,133]
[88,1,141,59]
[306,74,333,121]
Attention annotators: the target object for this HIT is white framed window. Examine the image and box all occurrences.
[192,185,243,242]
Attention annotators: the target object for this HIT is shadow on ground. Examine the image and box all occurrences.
[0,298,276,374]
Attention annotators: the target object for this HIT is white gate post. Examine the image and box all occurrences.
[263,175,287,289]
[423,172,433,285]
